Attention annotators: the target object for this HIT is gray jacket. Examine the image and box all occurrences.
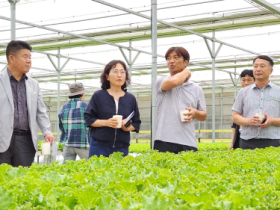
[0,69,52,152]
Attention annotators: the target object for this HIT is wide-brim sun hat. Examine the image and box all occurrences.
[68,82,86,96]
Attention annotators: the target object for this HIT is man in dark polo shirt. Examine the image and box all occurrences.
[0,40,55,167]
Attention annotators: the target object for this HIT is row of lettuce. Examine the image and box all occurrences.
[1,144,280,209]
[38,141,230,153]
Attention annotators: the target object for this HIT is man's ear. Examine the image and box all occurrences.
[184,60,189,68]
[270,67,273,75]
[8,55,14,64]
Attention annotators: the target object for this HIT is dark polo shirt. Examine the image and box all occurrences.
[7,69,30,131]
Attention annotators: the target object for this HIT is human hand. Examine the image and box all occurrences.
[228,143,233,151]
[260,113,272,129]
[183,107,197,123]
[121,119,134,132]
[248,115,261,126]
[44,134,55,144]
[107,118,119,128]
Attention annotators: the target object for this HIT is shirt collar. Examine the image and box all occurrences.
[252,81,272,89]
[7,69,28,81]
[70,98,81,101]
[182,80,193,86]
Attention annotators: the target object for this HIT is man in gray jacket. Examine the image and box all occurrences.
[0,40,55,167]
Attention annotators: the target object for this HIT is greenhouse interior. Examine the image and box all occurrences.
[0,0,280,209]
[1,0,280,142]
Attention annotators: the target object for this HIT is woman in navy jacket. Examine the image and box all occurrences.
[85,60,141,157]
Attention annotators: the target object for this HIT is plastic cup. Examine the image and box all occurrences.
[255,113,265,123]
[41,142,51,155]
[113,115,123,128]
[180,110,189,122]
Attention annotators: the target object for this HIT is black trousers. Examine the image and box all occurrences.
[240,138,280,149]
[0,132,35,167]
[154,140,197,154]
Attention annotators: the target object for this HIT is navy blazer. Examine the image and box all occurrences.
[85,89,141,148]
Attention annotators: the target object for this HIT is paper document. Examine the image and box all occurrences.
[124,111,134,124]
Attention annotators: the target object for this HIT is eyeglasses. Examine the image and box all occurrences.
[112,70,126,74]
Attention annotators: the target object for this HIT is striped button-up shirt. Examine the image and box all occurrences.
[8,69,30,131]
[59,98,89,149]
[232,81,280,140]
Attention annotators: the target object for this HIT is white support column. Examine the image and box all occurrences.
[8,0,20,40]
[48,97,51,118]
[151,0,157,149]
[220,88,223,139]
[128,40,132,92]
[211,30,216,143]
[56,48,61,141]
[234,62,237,98]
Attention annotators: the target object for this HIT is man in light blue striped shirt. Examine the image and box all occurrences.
[232,55,280,149]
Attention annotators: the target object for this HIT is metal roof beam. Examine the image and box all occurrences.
[0,15,158,57]
[250,0,280,15]
[229,73,236,86]
[0,42,105,66]
[119,47,130,65]
[132,52,141,65]
[204,38,214,58]
[0,15,241,76]
[215,44,223,58]
[60,58,70,71]
[0,60,102,79]
[47,55,58,71]
[91,0,280,62]
[0,37,238,77]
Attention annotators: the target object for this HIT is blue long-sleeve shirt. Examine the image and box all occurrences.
[84,89,141,148]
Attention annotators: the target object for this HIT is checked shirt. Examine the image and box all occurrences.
[59,98,89,149]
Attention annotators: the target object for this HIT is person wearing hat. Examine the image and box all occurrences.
[58,82,90,163]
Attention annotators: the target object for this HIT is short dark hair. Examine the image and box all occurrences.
[100,60,130,91]
[165,47,190,63]
[240,69,255,80]
[6,40,32,62]
[253,55,274,67]
[69,94,83,99]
